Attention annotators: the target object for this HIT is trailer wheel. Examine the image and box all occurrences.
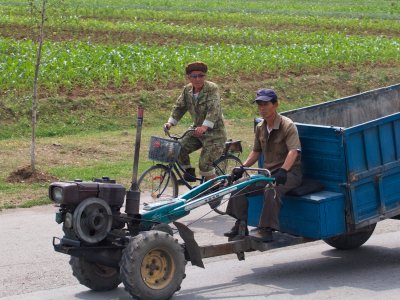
[323,223,376,250]
[120,230,186,300]
[70,256,121,291]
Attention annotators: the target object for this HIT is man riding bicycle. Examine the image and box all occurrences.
[164,61,227,182]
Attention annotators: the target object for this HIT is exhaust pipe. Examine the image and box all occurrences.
[125,106,144,215]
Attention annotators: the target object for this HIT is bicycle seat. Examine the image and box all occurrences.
[225,140,242,154]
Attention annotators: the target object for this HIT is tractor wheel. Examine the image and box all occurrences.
[151,223,174,236]
[70,256,121,291]
[323,223,376,250]
[120,230,186,300]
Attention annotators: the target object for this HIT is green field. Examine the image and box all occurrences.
[1,0,400,208]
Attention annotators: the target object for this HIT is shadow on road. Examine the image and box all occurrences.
[175,245,400,299]
[74,287,131,300]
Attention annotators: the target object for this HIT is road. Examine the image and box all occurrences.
[1,204,400,299]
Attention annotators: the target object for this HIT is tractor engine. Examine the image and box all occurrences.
[49,177,126,244]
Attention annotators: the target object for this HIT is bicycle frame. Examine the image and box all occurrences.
[143,128,244,200]
[140,171,275,228]
[175,160,203,183]
[172,152,242,188]
[160,128,205,187]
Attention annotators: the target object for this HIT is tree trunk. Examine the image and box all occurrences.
[31,0,47,172]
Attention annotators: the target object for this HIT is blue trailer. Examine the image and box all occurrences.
[249,83,400,247]
[49,84,400,300]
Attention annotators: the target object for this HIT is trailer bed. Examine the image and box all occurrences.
[249,84,400,238]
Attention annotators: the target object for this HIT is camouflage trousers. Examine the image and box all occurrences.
[178,130,226,177]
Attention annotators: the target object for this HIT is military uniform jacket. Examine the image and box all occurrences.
[168,81,226,138]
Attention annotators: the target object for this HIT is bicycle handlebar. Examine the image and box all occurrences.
[232,166,272,177]
[163,127,195,140]
[245,167,271,177]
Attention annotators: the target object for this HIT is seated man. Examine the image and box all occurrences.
[164,61,227,182]
[224,88,302,242]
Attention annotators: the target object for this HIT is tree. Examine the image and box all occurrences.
[30,0,47,173]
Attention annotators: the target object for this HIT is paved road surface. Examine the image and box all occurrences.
[1,204,400,299]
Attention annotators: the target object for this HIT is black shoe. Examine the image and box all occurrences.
[183,168,197,182]
[250,227,273,242]
[224,221,248,237]
[224,224,239,237]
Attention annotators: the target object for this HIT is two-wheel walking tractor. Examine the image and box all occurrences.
[50,84,400,299]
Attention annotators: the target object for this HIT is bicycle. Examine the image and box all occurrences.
[138,128,244,215]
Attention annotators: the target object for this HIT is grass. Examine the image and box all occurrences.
[3,64,400,140]
[0,122,253,209]
[18,197,52,208]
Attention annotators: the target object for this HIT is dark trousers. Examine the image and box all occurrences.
[226,168,302,230]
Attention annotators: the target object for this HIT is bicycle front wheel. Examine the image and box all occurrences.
[212,155,243,215]
[138,164,178,203]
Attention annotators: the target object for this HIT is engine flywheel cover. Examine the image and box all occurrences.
[72,197,112,244]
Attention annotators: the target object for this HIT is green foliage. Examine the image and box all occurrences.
[2,35,399,93]
[1,0,400,96]
[3,0,400,18]
[1,0,400,209]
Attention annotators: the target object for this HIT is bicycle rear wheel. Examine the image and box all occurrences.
[138,164,178,203]
[212,155,243,215]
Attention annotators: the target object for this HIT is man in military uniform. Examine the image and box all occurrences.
[164,61,227,181]
[224,88,302,242]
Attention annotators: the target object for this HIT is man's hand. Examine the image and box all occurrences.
[164,122,172,131]
[274,168,287,185]
[231,166,245,181]
[194,125,208,137]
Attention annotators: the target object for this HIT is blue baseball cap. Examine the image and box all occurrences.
[254,88,278,103]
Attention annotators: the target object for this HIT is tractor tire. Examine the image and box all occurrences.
[70,256,121,291]
[151,223,174,236]
[120,230,186,300]
[323,223,376,250]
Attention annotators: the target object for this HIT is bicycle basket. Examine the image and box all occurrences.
[148,136,181,163]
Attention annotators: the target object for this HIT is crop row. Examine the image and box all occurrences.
[4,14,399,47]
[2,4,400,36]
[3,0,399,19]
[2,34,399,92]
[1,14,400,47]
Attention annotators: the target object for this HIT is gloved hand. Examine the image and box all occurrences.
[274,168,287,185]
[231,166,245,181]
